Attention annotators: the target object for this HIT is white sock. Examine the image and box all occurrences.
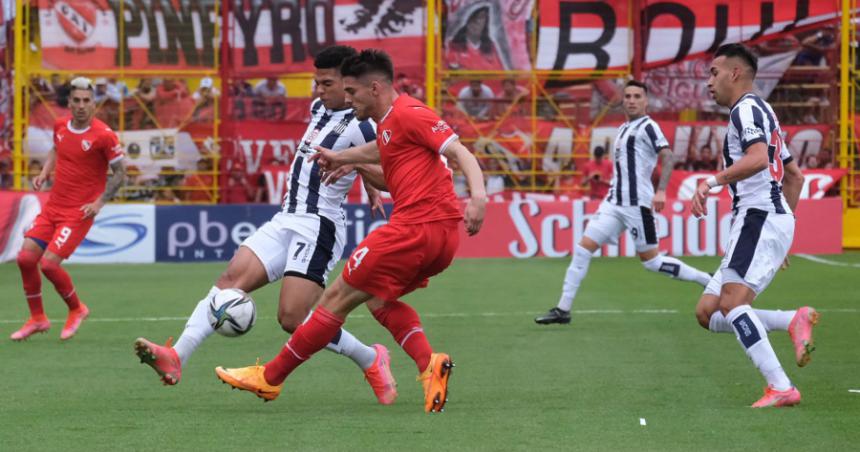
[642,255,711,286]
[709,309,796,333]
[173,286,220,366]
[726,305,792,391]
[558,244,593,311]
[325,328,377,370]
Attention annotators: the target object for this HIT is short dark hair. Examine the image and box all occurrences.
[593,146,605,158]
[314,45,357,70]
[714,43,758,75]
[624,79,648,94]
[340,49,394,82]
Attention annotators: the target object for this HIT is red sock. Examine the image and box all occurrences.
[372,300,433,372]
[264,306,344,385]
[17,249,45,318]
[40,258,81,310]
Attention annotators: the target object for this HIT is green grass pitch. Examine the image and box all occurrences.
[2,254,859,451]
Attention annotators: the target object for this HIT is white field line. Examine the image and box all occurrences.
[0,308,857,324]
[796,254,860,268]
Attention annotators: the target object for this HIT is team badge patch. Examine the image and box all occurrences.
[81,139,92,151]
[382,130,392,144]
[431,120,450,133]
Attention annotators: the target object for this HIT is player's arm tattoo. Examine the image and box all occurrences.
[657,147,673,191]
[100,160,127,202]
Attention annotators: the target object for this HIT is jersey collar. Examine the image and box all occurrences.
[66,120,91,134]
[730,92,755,111]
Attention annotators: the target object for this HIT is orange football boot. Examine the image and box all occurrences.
[417,353,454,413]
[215,363,283,402]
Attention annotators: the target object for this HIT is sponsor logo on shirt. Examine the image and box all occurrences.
[382,130,392,145]
[81,139,92,151]
[743,127,764,141]
[431,120,450,134]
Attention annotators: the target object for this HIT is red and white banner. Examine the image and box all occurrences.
[38,0,426,73]
[229,0,425,75]
[457,197,843,258]
[537,0,847,71]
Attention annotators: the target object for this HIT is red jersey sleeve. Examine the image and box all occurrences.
[100,128,124,164]
[404,105,458,154]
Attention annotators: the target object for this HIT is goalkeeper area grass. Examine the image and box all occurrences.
[2,254,859,451]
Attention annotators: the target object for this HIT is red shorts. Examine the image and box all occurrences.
[343,219,460,302]
[25,211,93,259]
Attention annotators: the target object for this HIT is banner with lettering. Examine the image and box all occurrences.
[536,0,847,71]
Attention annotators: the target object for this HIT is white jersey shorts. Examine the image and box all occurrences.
[241,211,345,287]
[584,201,659,252]
[704,208,795,296]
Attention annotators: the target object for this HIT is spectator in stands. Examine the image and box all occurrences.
[395,72,424,99]
[192,77,219,123]
[221,161,253,204]
[457,80,495,119]
[155,79,194,127]
[794,27,836,66]
[692,144,718,171]
[445,6,502,70]
[50,74,70,108]
[27,159,50,191]
[182,159,215,202]
[580,146,613,200]
[253,77,287,120]
[555,159,581,198]
[482,155,507,195]
[129,78,157,129]
[817,149,834,169]
[494,78,529,117]
[30,75,54,102]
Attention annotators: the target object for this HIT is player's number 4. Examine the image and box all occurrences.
[349,246,369,274]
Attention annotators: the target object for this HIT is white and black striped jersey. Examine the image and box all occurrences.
[282,99,376,223]
[724,93,792,215]
[606,115,670,207]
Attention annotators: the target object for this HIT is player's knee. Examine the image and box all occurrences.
[277,311,302,333]
[16,249,40,269]
[39,257,61,274]
[695,303,714,329]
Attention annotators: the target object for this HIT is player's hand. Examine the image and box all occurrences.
[652,190,666,213]
[80,199,104,219]
[322,164,354,185]
[464,196,487,236]
[690,181,710,218]
[309,146,342,171]
[365,185,387,219]
[33,173,48,191]
[781,256,791,270]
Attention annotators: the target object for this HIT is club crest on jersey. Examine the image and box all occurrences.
[382,130,392,144]
[431,120,450,134]
[81,139,92,151]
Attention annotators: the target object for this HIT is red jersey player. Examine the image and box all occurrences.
[11,77,126,341]
[215,49,487,412]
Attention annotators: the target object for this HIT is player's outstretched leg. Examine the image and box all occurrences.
[640,253,711,286]
[722,284,799,408]
[536,243,594,324]
[135,286,220,385]
[11,246,51,341]
[39,255,89,340]
[280,277,396,405]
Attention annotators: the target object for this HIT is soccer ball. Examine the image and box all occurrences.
[207,288,256,337]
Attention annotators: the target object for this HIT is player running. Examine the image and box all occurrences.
[214,49,487,413]
[535,80,712,325]
[133,46,398,405]
[691,43,816,408]
[11,77,126,341]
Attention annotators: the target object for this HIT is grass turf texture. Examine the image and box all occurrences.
[1,255,859,451]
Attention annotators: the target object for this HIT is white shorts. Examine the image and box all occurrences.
[703,208,794,296]
[584,201,659,252]
[241,211,345,287]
